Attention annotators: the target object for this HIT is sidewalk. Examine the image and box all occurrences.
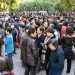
[13,49,75,75]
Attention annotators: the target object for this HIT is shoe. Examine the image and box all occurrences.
[36,69,40,74]
[66,72,70,75]
[40,65,45,70]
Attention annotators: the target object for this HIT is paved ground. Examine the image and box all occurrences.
[13,49,75,75]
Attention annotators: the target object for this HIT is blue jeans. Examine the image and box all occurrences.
[49,70,62,75]
[7,53,13,68]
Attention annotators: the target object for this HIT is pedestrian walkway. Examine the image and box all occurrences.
[13,49,25,75]
[13,49,75,75]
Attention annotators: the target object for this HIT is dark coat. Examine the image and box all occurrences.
[70,22,75,30]
[11,28,17,42]
[36,34,45,56]
[14,22,20,30]
[45,35,56,62]
[60,36,75,59]
[49,46,64,75]
[21,36,38,66]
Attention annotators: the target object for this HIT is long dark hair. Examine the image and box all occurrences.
[65,26,74,36]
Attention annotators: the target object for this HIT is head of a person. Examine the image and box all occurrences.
[39,17,44,24]
[15,18,19,22]
[43,20,49,29]
[48,40,58,51]
[25,26,30,33]
[37,26,44,35]
[29,17,35,24]
[63,20,69,26]
[47,16,51,21]
[6,27,11,34]
[60,16,64,21]
[19,24,25,31]
[46,27,54,37]
[31,23,36,29]
[72,18,75,23]
[10,23,15,29]
[28,28,36,38]
[65,26,74,36]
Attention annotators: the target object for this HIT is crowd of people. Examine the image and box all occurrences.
[0,11,75,75]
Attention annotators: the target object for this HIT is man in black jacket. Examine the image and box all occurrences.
[10,24,17,54]
[48,40,65,75]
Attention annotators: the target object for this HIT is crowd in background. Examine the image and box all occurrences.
[0,11,75,75]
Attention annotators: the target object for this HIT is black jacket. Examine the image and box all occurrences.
[49,46,64,71]
[36,34,45,56]
[60,36,75,59]
[11,28,17,42]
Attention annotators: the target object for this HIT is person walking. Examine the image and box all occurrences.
[4,27,14,67]
[60,26,75,75]
[21,28,38,75]
[48,40,65,75]
[41,27,56,75]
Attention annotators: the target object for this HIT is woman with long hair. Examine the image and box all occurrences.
[60,26,75,75]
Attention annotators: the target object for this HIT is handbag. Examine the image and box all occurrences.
[15,42,19,48]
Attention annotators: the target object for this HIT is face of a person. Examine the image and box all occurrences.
[31,23,36,29]
[19,26,22,31]
[37,28,41,34]
[46,32,53,37]
[49,44,56,51]
[31,19,35,23]
[31,25,35,29]
[40,19,43,23]
[25,29,29,33]
[43,22,48,28]
[11,25,14,29]
[31,31,37,38]
[5,30,8,34]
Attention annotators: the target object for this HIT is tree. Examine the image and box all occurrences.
[55,3,63,12]
[0,0,16,8]
[18,0,55,12]
[60,0,75,11]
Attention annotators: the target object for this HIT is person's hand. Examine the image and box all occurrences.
[72,46,75,54]
[73,51,75,54]
[40,43,45,47]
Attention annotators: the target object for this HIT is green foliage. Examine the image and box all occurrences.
[18,0,55,12]
[54,3,64,12]
[0,0,16,8]
[59,0,75,12]
[0,8,5,12]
